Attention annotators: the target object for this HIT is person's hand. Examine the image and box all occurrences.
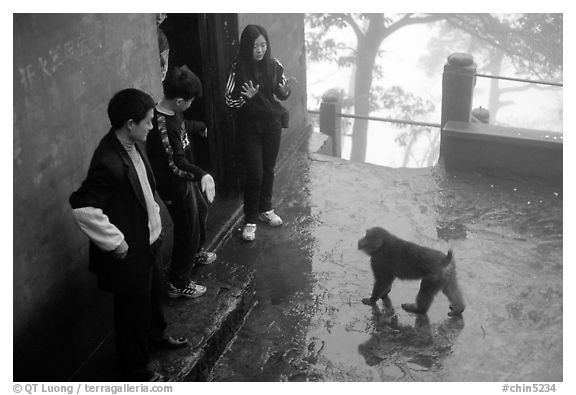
[277,76,296,96]
[201,174,216,203]
[200,128,208,138]
[113,240,129,260]
[241,81,260,99]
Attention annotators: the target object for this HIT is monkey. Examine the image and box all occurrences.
[358,227,465,316]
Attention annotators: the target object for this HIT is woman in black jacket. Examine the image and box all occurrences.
[225,24,293,241]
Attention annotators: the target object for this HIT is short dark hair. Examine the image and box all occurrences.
[107,88,155,129]
[163,65,203,100]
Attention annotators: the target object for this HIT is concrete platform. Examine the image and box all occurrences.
[210,149,562,381]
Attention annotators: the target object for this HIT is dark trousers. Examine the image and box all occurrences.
[241,126,282,224]
[164,182,207,288]
[113,239,166,379]
[194,182,208,248]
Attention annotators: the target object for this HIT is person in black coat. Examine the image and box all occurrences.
[70,88,186,381]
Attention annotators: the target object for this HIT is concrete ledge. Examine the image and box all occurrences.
[156,271,257,382]
[441,121,562,184]
[308,131,333,155]
[69,261,256,382]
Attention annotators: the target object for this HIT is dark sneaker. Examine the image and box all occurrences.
[167,282,206,299]
[148,372,168,382]
[194,251,217,265]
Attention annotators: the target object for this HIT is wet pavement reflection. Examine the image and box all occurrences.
[208,151,562,382]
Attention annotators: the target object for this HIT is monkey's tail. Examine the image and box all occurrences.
[444,249,454,265]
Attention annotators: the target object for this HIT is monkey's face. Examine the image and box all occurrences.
[358,227,389,255]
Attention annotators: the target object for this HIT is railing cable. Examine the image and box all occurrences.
[475,73,563,87]
[308,110,441,129]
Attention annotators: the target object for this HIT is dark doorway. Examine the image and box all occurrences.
[159,13,241,197]
[160,14,211,173]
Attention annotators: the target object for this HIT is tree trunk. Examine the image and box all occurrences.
[487,50,504,122]
[349,38,380,162]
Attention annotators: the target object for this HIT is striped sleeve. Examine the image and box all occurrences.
[157,114,196,181]
[225,64,246,109]
[275,58,287,85]
[273,58,291,100]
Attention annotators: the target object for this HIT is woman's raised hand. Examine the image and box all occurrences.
[241,80,260,98]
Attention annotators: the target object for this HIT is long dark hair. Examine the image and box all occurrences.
[237,25,276,92]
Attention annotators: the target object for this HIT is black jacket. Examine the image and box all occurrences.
[146,108,207,202]
[70,130,160,292]
[225,58,290,129]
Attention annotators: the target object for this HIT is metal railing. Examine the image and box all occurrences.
[472,72,563,127]
[475,73,563,87]
[309,53,562,159]
[307,109,441,129]
[308,104,440,162]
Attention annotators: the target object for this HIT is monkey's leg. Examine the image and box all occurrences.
[401,279,441,314]
[381,295,393,311]
[362,277,393,305]
[443,273,465,316]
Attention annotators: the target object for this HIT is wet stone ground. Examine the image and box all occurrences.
[207,151,562,382]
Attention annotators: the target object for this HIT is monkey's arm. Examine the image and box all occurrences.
[362,277,394,305]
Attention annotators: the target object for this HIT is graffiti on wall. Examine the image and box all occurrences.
[17,35,102,91]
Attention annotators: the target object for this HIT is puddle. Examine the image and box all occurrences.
[209,153,562,381]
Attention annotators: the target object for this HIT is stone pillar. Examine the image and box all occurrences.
[319,89,342,157]
[441,53,477,128]
[440,53,477,160]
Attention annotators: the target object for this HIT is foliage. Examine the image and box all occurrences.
[369,86,435,119]
[442,14,562,81]
[304,13,562,162]
[306,32,355,65]
[306,13,441,116]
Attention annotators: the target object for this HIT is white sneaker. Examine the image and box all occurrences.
[258,209,283,227]
[242,223,257,241]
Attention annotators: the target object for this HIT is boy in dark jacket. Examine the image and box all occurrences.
[70,89,187,381]
[146,66,216,299]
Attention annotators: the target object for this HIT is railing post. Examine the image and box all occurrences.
[319,89,342,157]
[440,53,477,160]
[441,53,477,128]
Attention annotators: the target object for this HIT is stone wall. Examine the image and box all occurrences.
[13,13,163,380]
